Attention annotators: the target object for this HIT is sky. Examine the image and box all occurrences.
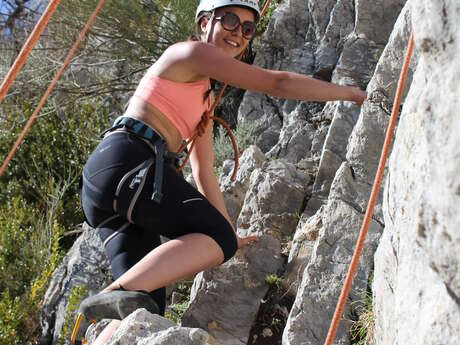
[0,0,46,37]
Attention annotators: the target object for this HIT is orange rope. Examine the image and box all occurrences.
[0,0,61,104]
[0,0,106,179]
[323,29,414,345]
[177,0,271,181]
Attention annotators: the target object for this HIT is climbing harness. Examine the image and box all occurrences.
[80,116,180,229]
[102,116,180,204]
[323,29,414,345]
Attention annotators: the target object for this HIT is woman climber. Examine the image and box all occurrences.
[72,0,366,343]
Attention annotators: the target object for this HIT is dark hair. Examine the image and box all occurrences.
[190,11,212,41]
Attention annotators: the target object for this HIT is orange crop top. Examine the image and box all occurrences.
[132,66,211,139]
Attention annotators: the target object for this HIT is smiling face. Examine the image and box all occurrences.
[200,6,256,57]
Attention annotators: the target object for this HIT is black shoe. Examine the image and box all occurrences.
[79,288,159,320]
[71,286,159,344]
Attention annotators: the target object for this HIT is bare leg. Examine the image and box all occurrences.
[93,320,120,345]
[92,233,223,344]
[103,232,224,293]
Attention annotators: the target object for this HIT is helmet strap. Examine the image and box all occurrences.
[205,11,216,43]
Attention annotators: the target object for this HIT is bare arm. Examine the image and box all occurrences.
[188,118,257,249]
[164,42,366,104]
[188,118,230,224]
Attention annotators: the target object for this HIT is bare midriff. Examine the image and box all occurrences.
[123,97,183,152]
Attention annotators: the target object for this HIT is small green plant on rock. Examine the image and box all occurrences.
[265,274,283,287]
[350,270,375,345]
[165,279,193,324]
[350,290,375,345]
[57,285,88,345]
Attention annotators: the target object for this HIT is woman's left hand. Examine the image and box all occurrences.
[348,86,367,106]
[237,234,259,249]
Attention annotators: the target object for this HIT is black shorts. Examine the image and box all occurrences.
[80,131,238,311]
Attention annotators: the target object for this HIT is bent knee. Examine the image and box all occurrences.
[213,221,238,264]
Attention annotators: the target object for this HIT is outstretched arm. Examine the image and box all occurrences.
[167,42,366,105]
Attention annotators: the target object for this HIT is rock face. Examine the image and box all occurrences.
[88,309,215,345]
[182,236,282,345]
[220,145,267,224]
[283,1,413,344]
[182,160,308,345]
[373,0,460,344]
[39,225,111,345]
[40,0,460,344]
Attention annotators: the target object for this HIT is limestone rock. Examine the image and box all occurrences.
[138,327,214,345]
[303,101,361,217]
[266,110,317,163]
[220,145,266,223]
[104,309,174,344]
[238,0,312,153]
[182,235,283,345]
[285,206,323,294]
[284,166,383,345]
[40,225,111,345]
[182,159,307,344]
[96,309,214,345]
[304,0,405,218]
[238,159,308,238]
[283,1,413,343]
[312,0,355,79]
[373,0,460,344]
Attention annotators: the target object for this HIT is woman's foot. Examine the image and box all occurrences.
[79,286,159,320]
[71,287,158,344]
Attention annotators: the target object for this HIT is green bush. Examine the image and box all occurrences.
[0,193,65,344]
[0,291,22,345]
[0,98,109,228]
[257,0,282,35]
[213,119,261,176]
[0,97,109,343]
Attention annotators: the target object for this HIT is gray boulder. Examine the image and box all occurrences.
[182,236,282,345]
[283,2,414,344]
[238,160,308,237]
[40,225,110,345]
[95,309,213,345]
[182,159,308,344]
[220,145,266,224]
[373,0,460,344]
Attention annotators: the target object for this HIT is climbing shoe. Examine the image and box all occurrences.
[71,287,159,344]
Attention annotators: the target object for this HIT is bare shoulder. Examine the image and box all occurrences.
[154,41,214,82]
[162,41,213,60]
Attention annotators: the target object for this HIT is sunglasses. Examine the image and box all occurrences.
[214,12,257,40]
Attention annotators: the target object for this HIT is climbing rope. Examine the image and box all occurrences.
[0,0,61,104]
[177,0,272,181]
[0,0,106,179]
[323,29,414,345]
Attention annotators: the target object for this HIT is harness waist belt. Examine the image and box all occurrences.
[105,116,170,203]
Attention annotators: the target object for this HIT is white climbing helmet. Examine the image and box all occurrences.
[195,0,261,22]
